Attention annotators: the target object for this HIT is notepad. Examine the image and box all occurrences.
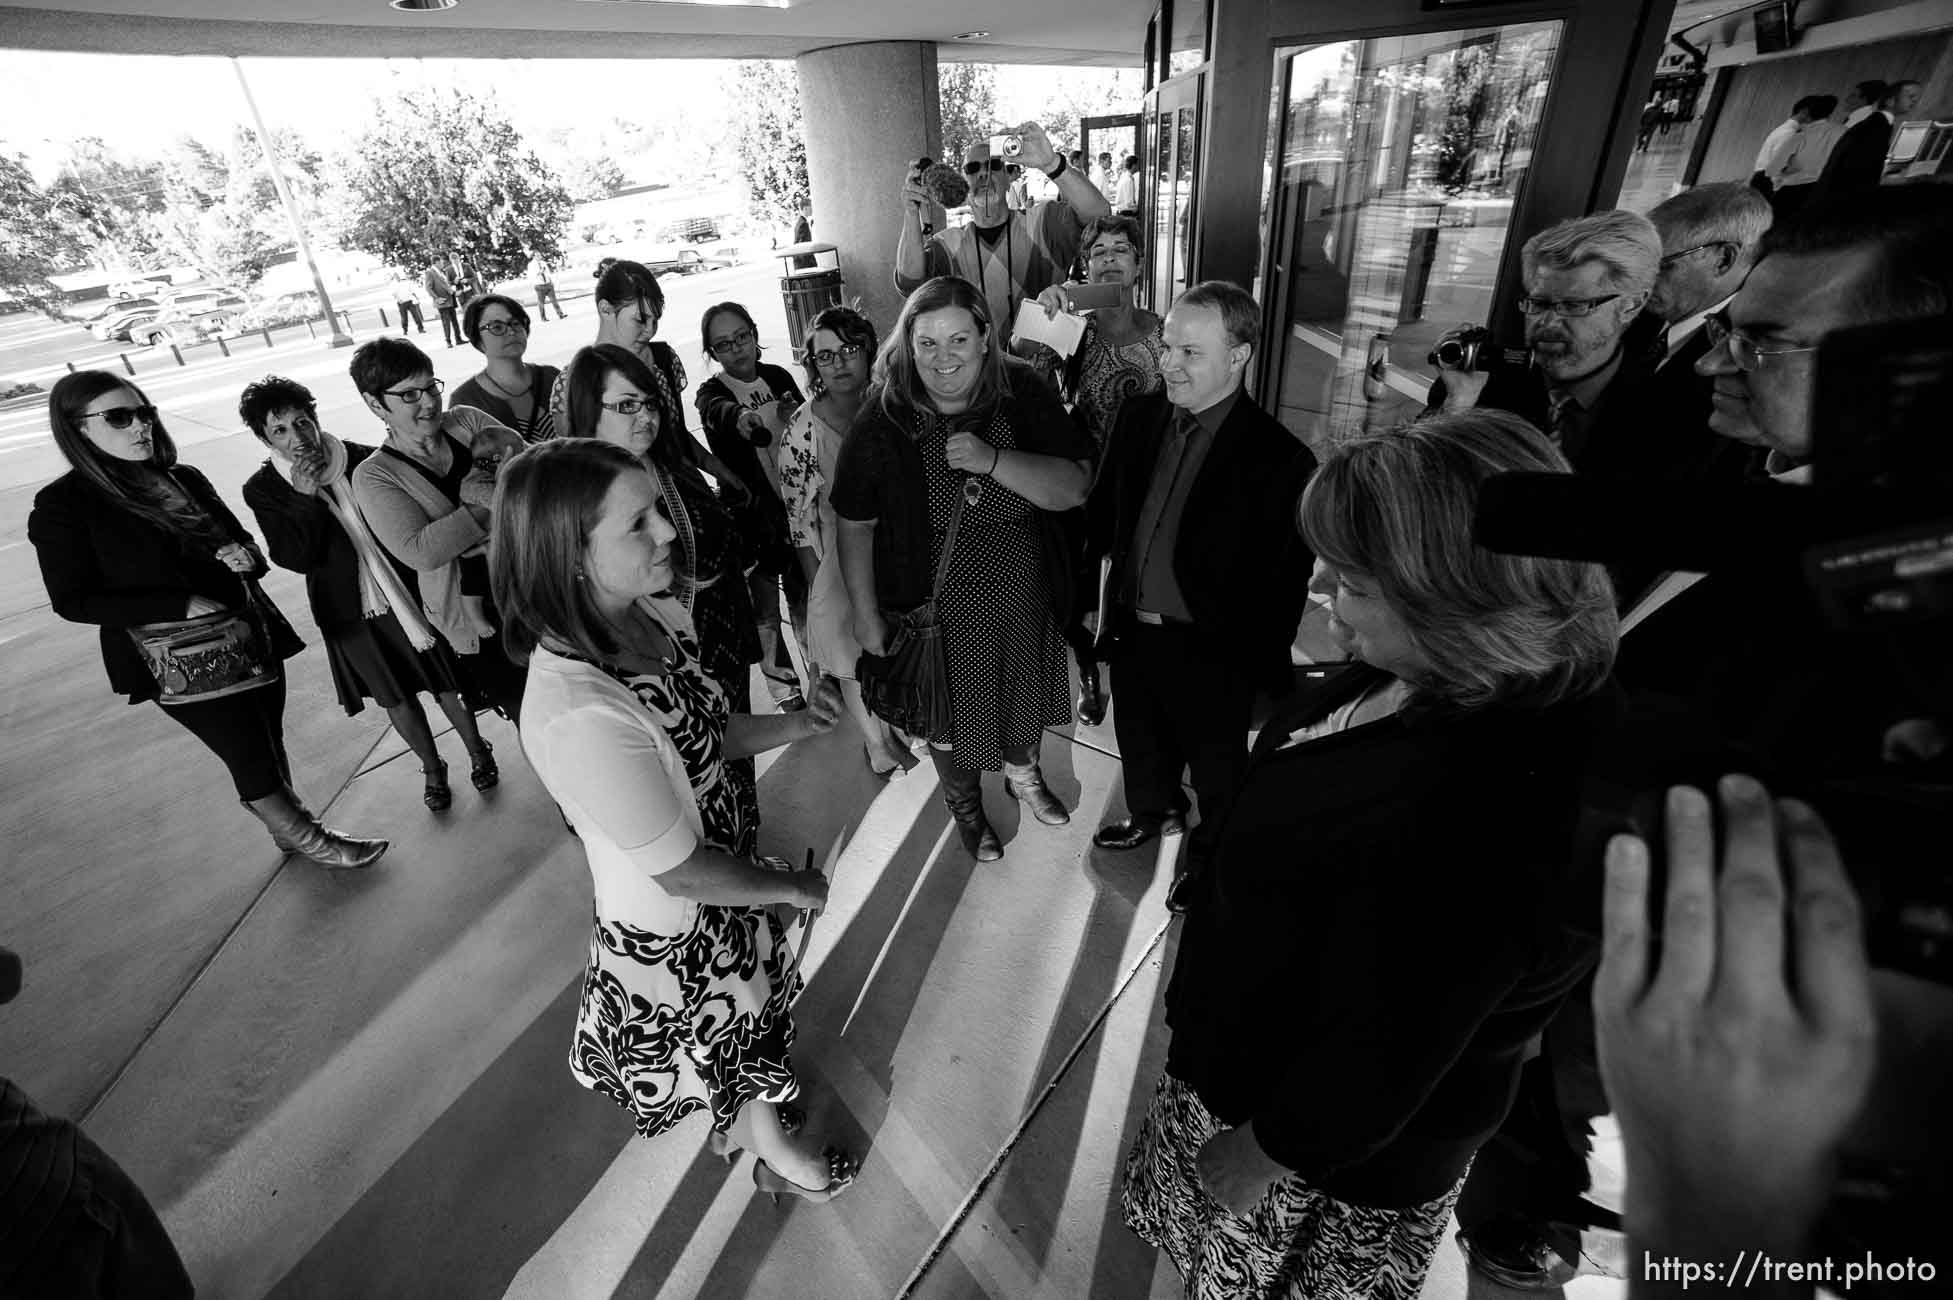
[1012,300,1087,359]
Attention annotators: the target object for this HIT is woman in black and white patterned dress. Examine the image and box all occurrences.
[830,277,1093,861]
[495,438,857,1203]
[1120,411,1620,1298]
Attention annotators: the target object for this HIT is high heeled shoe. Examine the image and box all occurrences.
[422,760,452,812]
[705,1101,809,1164]
[468,741,499,792]
[753,1147,859,1204]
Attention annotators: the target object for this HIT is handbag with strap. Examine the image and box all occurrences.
[128,577,281,705]
[856,482,970,743]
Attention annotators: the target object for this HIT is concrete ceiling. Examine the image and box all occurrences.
[0,0,1152,65]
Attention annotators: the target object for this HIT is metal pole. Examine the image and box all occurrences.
[232,59,354,349]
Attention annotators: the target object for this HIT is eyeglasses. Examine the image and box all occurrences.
[600,397,658,416]
[963,158,1007,175]
[85,404,156,430]
[808,343,865,368]
[1658,242,1727,269]
[478,319,528,337]
[708,328,756,355]
[1702,310,1820,373]
[1516,293,1622,318]
[383,379,445,403]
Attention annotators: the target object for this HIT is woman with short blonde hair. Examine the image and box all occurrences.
[1123,409,1618,1300]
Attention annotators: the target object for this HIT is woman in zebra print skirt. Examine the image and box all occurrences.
[1121,410,1621,1298]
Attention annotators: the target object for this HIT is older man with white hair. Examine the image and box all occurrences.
[1429,209,1670,478]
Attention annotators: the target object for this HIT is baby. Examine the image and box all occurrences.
[450,410,526,638]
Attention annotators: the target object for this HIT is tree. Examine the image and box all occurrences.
[339,86,574,282]
[0,153,86,308]
[45,137,168,271]
[938,62,999,166]
[729,61,809,231]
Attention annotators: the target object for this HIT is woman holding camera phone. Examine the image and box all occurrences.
[1033,214,1166,454]
[31,371,388,868]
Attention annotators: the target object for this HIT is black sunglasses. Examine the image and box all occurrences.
[85,404,156,430]
[963,158,1007,175]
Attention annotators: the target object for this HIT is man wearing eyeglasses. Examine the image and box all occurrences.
[896,121,1110,348]
[1430,210,1667,479]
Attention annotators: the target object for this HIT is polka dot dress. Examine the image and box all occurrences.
[918,409,1072,770]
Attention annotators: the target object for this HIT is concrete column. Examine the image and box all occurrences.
[797,41,942,338]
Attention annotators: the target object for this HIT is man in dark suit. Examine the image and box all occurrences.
[1812,79,1920,201]
[1428,210,1671,479]
[1086,280,1316,912]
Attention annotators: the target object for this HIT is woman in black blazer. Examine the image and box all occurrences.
[238,375,493,813]
[1120,410,1620,1300]
[28,371,387,870]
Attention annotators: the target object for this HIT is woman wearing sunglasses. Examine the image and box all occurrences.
[776,306,909,778]
[349,337,529,735]
[30,372,388,868]
[240,375,496,814]
[831,277,1093,860]
[449,293,560,444]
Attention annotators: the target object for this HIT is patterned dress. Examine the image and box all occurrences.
[564,616,797,1137]
[918,409,1074,770]
[1073,314,1165,455]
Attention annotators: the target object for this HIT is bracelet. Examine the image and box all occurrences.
[1046,154,1067,182]
[988,447,1003,475]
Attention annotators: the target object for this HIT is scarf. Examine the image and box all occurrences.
[280,433,438,651]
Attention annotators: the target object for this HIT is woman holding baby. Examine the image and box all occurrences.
[241,373,496,813]
[348,338,528,779]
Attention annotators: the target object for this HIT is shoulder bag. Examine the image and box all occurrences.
[129,577,281,705]
[856,482,969,744]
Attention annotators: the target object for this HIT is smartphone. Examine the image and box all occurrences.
[1064,282,1126,311]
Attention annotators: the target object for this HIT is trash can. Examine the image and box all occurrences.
[781,268,845,355]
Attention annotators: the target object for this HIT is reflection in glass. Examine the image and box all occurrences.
[1258,23,1562,447]
[1169,0,1208,77]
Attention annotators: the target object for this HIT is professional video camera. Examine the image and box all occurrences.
[1476,317,1953,1295]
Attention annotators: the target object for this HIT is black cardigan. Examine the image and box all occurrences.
[29,465,303,702]
[1085,390,1316,697]
[242,442,417,635]
[694,362,805,575]
[1164,665,1617,1209]
[829,362,1091,614]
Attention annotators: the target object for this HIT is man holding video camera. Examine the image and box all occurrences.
[895,121,1110,348]
[1428,211,1678,479]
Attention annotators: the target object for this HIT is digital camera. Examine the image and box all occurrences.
[1428,326,1530,373]
[989,133,1023,158]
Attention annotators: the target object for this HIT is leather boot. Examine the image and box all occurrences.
[1074,649,1106,728]
[1003,762,1070,826]
[245,789,389,870]
[935,756,1002,862]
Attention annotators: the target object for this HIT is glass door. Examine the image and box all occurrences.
[1142,73,1204,315]
[1258,21,1562,444]
[1081,112,1142,213]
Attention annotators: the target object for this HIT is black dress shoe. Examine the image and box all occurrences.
[1076,669,1107,728]
[1164,869,1200,914]
[1160,813,1186,837]
[1093,816,1162,850]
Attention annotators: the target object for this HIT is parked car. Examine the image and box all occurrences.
[109,279,167,299]
[78,295,162,328]
[132,293,249,347]
[92,305,165,341]
[640,245,735,277]
[235,290,322,331]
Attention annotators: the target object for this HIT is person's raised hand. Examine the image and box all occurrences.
[901,173,934,213]
[1195,1122,1290,1216]
[1433,327,1491,412]
[801,675,845,735]
[1594,775,1877,1257]
[1036,285,1072,320]
[1012,120,1059,173]
[945,432,998,475]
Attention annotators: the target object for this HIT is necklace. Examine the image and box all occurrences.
[478,364,533,399]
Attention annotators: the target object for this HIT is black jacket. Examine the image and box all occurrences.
[242,442,416,635]
[30,465,302,702]
[1086,390,1316,696]
[1813,112,1894,201]
[1165,665,1618,1208]
[695,363,806,575]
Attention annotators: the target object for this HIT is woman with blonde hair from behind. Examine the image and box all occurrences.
[1123,409,1620,1299]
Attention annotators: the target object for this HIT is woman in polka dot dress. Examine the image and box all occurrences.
[830,277,1093,860]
